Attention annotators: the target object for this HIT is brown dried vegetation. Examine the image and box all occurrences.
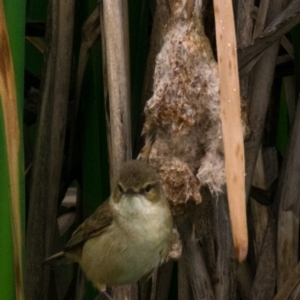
[23,0,300,299]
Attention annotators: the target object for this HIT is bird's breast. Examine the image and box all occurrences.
[79,196,172,288]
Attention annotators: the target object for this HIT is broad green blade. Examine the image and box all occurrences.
[0,0,25,299]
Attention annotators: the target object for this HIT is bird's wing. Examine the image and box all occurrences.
[64,200,113,251]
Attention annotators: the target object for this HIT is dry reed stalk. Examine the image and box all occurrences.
[274,262,300,300]
[252,0,270,39]
[177,212,214,300]
[276,98,300,290]
[102,0,132,186]
[25,0,75,298]
[213,0,247,262]
[250,212,276,299]
[211,192,238,300]
[140,0,170,108]
[244,51,281,197]
[66,8,101,194]
[153,261,174,300]
[75,7,101,116]
[238,0,300,74]
[102,0,134,299]
[235,0,254,99]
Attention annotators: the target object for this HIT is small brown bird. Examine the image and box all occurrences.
[46,160,173,292]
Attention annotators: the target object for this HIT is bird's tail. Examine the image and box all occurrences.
[43,251,65,265]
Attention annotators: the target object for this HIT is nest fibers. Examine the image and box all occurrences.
[140,0,249,215]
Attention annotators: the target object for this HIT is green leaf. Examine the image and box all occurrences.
[0,0,25,299]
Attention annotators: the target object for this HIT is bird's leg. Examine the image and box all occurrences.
[103,291,114,300]
[94,291,114,300]
[95,284,114,300]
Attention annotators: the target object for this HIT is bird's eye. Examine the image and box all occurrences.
[143,184,153,193]
[118,184,124,194]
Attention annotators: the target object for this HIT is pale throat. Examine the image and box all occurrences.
[113,194,157,217]
[110,193,167,248]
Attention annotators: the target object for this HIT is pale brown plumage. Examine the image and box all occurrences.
[46,160,173,291]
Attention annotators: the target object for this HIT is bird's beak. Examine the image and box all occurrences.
[124,188,137,196]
